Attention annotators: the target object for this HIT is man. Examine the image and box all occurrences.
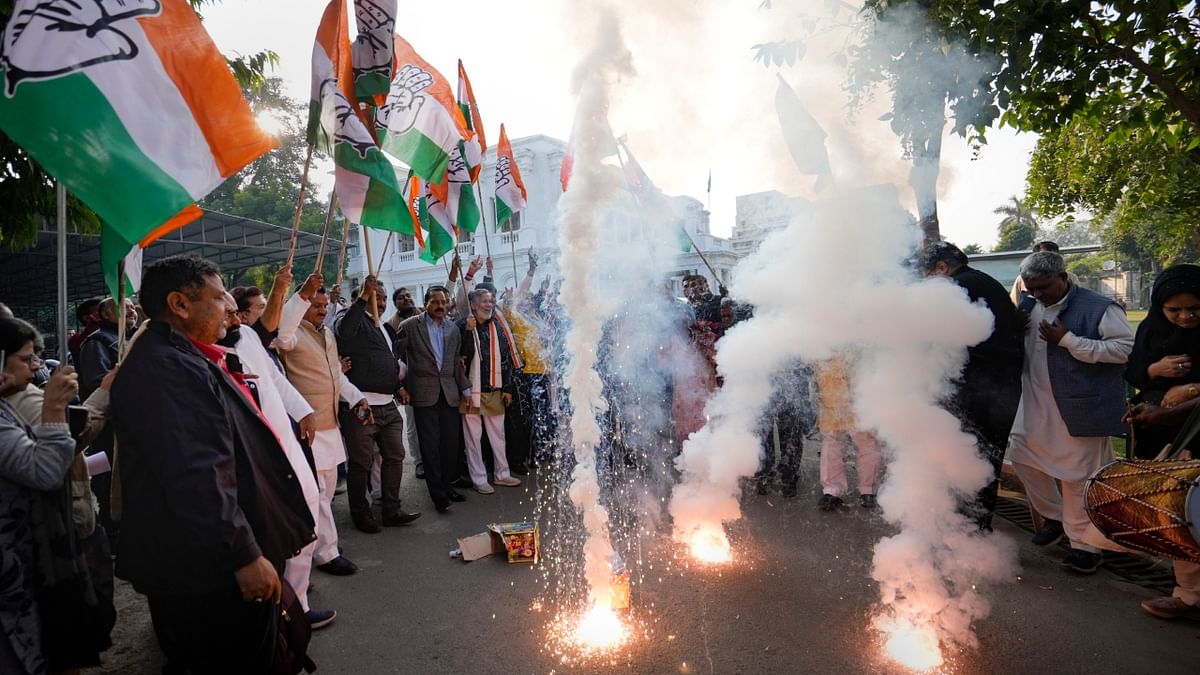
[386,286,423,479]
[1009,251,1134,573]
[221,279,336,629]
[458,288,523,494]
[110,255,315,672]
[68,296,103,364]
[396,286,471,511]
[681,273,724,324]
[77,297,137,400]
[277,282,369,576]
[917,242,1023,529]
[77,295,137,549]
[1009,241,1080,305]
[335,275,419,533]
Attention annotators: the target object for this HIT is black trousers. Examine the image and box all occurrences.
[413,393,464,508]
[957,381,1020,529]
[339,403,407,519]
[148,586,275,674]
[505,374,535,470]
[758,401,808,488]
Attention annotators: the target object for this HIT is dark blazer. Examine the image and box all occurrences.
[335,299,401,395]
[110,321,315,596]
[395,313,470,407]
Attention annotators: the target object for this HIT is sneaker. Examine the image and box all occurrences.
[860,494,878,509]
[817,493,843,511]
[1031,519,1065,546]
[1061,548,1101,574]
[494,476,521,487]
[474,483,495,495]
[316,556,358,576]
[305,609,336,630]
[1141,596,1200,621]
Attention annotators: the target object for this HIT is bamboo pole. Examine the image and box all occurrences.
[314,190,339,273]
[377,231,394,272]
[285,144,315,266]
[474,181,492,257]
[361,226,381,326]
[335,217,351,287]
[56,182,68,363]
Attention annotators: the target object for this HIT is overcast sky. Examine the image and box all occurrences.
[201,0,1038,248]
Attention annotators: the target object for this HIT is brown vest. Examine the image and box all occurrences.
[280,321,342,431]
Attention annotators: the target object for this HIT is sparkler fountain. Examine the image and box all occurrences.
[553,6,635,653]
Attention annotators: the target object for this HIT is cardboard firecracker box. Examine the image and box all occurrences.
[608,553,630,610]
[488,522,540,564]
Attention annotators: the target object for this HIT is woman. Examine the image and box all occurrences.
[1,318,80,674]
[1124,264,1200,459]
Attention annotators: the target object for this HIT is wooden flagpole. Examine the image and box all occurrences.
[500,196,518,286]
[285,144,315,266]
[314,190,339,274]
[116,260,128,360]
[474,181,492,257]
[335,216,352,287]
[361,226,381,326]
[377,231,394,271]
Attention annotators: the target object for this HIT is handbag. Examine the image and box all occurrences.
[265,579,316,674]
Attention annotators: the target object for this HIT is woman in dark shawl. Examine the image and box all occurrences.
[1125,264,1200,458]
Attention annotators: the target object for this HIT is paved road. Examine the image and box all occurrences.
[90,452,1196,674]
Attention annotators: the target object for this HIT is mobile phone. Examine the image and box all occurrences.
[67,405,90,438]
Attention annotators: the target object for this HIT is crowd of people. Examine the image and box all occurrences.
[2,241,1199,673]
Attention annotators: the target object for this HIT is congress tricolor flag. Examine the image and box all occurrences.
[0,0,275,272]
[379,34,469,184]
[494,125,527,231]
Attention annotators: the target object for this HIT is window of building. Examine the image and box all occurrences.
[399,233,415,252]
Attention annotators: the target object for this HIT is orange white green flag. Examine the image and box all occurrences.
[494,124,527,231]
[379,34,469,184]
[456,59,486,181]
[417,177,457,263]
[351,0,396,103]
[0,0,275,296]
[311,0,413,234]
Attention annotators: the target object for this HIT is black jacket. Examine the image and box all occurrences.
[78,322,119,401]
[335,299,401,395]
[458,314,517,396]
[110,321,315,595]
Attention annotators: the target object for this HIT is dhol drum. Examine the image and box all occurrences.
[1085,458,1200,563]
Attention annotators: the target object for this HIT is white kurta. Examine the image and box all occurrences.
[1008,295,1134,481]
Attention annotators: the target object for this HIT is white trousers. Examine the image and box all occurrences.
[1174,560,1200,605]
[313,466,340,566]
[1012,462,1124,554]
[282,445,320,613]
[819,431,883,496]
[464,413,510,486]
[401,404,421,470]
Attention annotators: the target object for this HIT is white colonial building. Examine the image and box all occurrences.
[344,134,742,301]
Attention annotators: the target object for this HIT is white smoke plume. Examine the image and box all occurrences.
[556,5,634,611]
[669,181,1018,658]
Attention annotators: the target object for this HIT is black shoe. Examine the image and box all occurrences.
[334,477,347,495]
[1061,548,1101,574]
[817,493,843,511]
[415,467,425,479]
[756,480,770,496]
[512,464,529,476]
[451,477,473,489]
[316,556,358,576]
[435,501,451,513]
[448,490,467,502]
[305,609,336,630]
[353,515,381,534]
[781,483,798,499]
[1031,519,1064,547]
[860,494,877,509]
[382,511,422,526]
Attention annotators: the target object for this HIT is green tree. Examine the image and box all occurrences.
[0,0,279,249]
[961,243,984,254]
[992,195,1038,252]
[1027,117,1200,266]
[201,78,339,286]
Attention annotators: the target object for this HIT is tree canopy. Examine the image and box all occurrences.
[0,0,279,250]
[992,195,1038,252]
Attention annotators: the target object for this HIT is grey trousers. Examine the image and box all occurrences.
[340,403,407,519]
